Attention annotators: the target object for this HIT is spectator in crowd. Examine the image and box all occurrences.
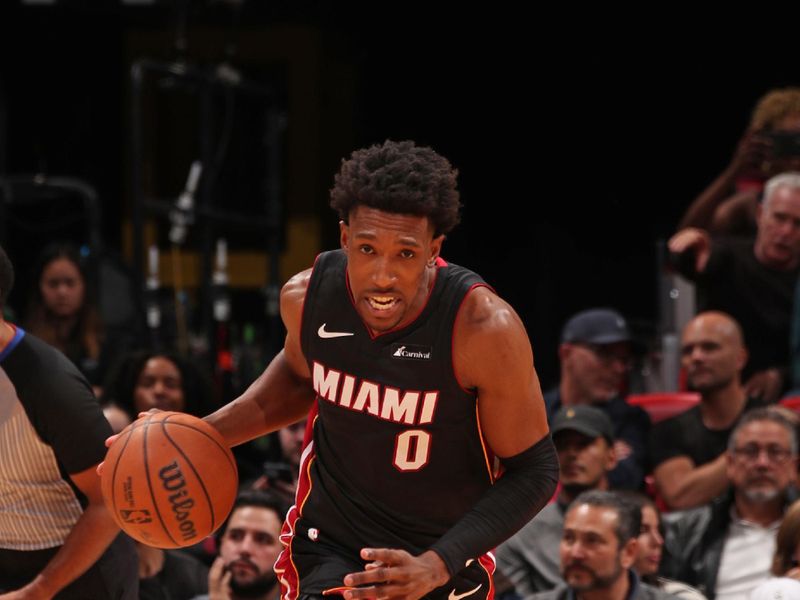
[668,172,800,402]
[661,408,799,599]
[544,308,651,490]
[530,490,676,600]
[190,490,287,600]
[23,242,108,391]
[0,244,138,598]
[498,405,618,595]
[620,492,707,600]
[649,311,764,510]
[137,543,209,600]
[251,417,307,506]
[680,87,800,236]
[100,350,214,422]
[748,498,800,598]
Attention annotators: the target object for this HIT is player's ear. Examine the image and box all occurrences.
[340,220,349,250]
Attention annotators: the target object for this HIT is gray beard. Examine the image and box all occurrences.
[741,486,781,504]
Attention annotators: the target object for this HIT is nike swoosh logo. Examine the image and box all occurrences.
[448,584,482,600]
[317,324,355,339]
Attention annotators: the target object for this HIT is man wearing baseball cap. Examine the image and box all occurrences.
[497,405,618,596]
[543,308,651,491]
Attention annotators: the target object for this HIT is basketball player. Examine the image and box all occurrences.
[119,140,558,600]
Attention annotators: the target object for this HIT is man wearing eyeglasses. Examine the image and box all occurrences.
[660,407,799,600]
[544,308,651,491]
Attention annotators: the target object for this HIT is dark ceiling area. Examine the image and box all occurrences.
[1,2,799,385]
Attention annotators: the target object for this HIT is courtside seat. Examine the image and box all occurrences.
[626,392,701,424]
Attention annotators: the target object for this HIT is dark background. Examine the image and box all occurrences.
[1,2,799,387]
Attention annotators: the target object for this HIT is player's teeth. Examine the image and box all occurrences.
[368,297,396,310]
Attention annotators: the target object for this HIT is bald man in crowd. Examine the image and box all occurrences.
[649,311,765,510]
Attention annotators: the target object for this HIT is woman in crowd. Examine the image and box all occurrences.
[101,350,214,421]
[24,242,106,388]
[623,492,707,600]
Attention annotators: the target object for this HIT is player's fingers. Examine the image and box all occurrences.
[138,408,164,419]
[360,548,407,564]
[344,584,411,600]
[344,566,390,587]
[342,586,378,600]
[105,433,121,448]
[365,560,386,571]
[96,461,105,477]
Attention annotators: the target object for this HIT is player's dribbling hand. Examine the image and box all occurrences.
[342,548,450,600]
[96,409,166,477]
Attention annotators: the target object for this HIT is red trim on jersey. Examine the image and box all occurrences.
[475,404,496,484]
[478,552,497,600]
[435,256,448,267]
[344,259,441,341]
[298,253,323,352]
[276,407,320,600]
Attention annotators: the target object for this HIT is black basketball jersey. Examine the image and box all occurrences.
[275,250,498,599]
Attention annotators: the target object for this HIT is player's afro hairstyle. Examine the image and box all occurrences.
[330,139,461,237]
[0,245,14,312]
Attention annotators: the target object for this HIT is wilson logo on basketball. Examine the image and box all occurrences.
[158,461,199,542]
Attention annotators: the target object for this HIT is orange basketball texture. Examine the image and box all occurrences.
[101,411,238,548]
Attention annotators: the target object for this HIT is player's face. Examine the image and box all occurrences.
[220,506,282,590]
[756,185,800,269]
[727,420,796,503]
[562,342,631,402]
[40,257,85,318]
[134,356,185,413]
[681,316,744,393]
[634,505,663,576]
[554,430,614,494]
[341,206,443,333]
[560,504,636,592]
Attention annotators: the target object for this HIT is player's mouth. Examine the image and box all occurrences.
[363,295,403,323]
[366,295,400,311]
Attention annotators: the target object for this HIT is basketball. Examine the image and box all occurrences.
[101,411,238,549]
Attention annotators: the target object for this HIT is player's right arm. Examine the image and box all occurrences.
[204,269,316,448]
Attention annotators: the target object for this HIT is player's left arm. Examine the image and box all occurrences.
[0,466,122,599]
[343,287,558,600]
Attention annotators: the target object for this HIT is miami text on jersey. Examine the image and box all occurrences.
[312,361,440,426]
